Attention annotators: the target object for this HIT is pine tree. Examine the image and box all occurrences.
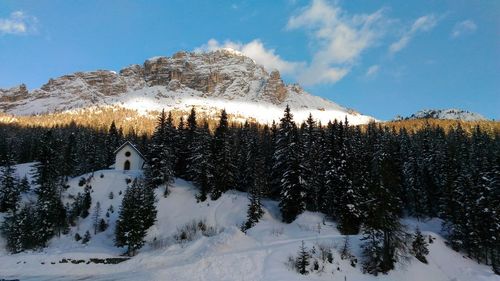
[412,227,429,264]
[92,201,102,234]
[0,147,20,212]
[361,228,384,275]
[62,133,77,178]
[115,178,157,256]
[326,119,361,234]
[190,120,214,202]
[274,106,304,223]
[361,123,409,275]
[82,230,91,244]
[33,130,67,245]
[98,218,108,232]
[235,121,254,192]
[211,109,235,200]
[300,114,324,212]
[1,203,39,253]
[81,186,92,218]
[18,176,30,193]
[185,107,198,181]
[295,241,311,275]
[242,145,265,231]
[105,121,121,167]
[145,110,175,194]
[174,116,189,178]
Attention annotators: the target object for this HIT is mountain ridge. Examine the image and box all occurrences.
[0,49,374,125]
[399,109,488,122]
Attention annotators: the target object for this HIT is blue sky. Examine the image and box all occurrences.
[1,0,499,120]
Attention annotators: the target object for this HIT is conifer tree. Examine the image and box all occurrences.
[18,176,30,193]
[62,133,78,178]
[412,227,429,263]
[33,130,67,245]
[1,203,38,253]
[145,110,175,194]
[82,230,91,244]
[115,178,157,256]
[295,241,311,275]
[92,201,102,234]
[174,116,188,178]
[326,119,361,234]
[242,139,265,231]
[301,114,324,212]
[185,107,198,181]
[0,147,20,212]
[211,109,235,200]
[361,123,409,275]
[275,106,304,223]
[190,120,214,202]
[105,121,122,167]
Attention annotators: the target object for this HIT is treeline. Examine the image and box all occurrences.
[0,106,499,275]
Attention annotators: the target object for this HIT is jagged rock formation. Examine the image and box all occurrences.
[0,49,374,124]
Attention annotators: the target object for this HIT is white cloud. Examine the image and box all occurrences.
[195,39,303,75]
[286,0,388,85]
[451,20,477,38]
[0,11,38,35]
[366,65,380,77]
[389,15,438,54]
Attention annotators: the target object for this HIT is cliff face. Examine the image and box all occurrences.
[0,50,295,111]
[0,49,374,125]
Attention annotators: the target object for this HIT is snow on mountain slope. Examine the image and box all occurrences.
[0,50,375,125]
[0,165,496,281]
[406,109,488,121]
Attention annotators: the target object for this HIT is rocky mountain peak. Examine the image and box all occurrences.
[0,50,375,125]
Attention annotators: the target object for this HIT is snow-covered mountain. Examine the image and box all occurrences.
[0,49,375,125]
[404,109,488,122]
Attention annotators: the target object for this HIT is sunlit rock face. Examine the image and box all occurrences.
[0,49,375,125]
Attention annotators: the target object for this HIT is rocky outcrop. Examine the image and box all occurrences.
[39,71,127,98]
[263,70,288,103]
[0,84,29,103]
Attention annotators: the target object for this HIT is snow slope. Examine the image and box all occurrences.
[0,165,497,281]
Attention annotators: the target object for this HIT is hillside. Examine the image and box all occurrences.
[380,118,500,135]
[0,164,496,281]
[403,109,488,122]
[0,49,374,125]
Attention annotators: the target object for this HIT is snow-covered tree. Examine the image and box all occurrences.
[189,120,214,202]
[33,130,67,245]
[115,178,157,256]
[145,110,175,195]
[412,227,429,263]
[1,203,38,253]
[92,201,102,235]
[0,147,20,212]
[275,106,304,223]
[211,109,235,200]
[295,241,311,275]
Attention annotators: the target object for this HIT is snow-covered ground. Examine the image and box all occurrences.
[0,165,497,281]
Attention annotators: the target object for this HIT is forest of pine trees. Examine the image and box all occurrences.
[0,106,498,274]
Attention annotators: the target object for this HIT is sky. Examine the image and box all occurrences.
[0,0,499,120]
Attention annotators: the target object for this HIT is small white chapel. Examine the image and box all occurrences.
[113,141,146,171]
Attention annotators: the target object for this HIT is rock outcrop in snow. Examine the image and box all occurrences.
[0,49,375,125]
[405,109,488,122]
